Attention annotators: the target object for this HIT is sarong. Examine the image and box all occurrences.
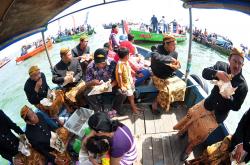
[152,75,186,111]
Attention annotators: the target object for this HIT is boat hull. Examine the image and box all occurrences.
[0,58,11,68]
[130,30,187,43]
[193,37,231,56]
[15,40,52,63]
[55,29,95,43]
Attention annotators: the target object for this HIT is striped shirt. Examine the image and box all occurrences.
[111,126,137,165]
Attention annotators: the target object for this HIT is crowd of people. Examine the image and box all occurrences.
[193,28,234,50]
[138,15,186,34]
[1,23,250,165]
[57,24,93,38]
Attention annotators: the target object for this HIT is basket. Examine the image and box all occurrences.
[64,108,94,137]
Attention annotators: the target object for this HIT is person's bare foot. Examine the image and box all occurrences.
[152,100,158,111]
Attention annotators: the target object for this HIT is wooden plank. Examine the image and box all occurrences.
[162,134,175,165]
[169,133,187,165]
[170,104,187,132]
[152,134,164,165]
[134,104,146,136]
[117,104,135,134]
[134,135,143,165]
[142,135,154,165]
[144,105,156,134]
[155,111,174,133]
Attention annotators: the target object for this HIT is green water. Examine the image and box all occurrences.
[1,29,250,163]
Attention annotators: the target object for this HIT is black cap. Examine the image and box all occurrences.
[94,48,108,64]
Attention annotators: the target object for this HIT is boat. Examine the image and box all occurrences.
[15,40,53,63]
[130,29,187,43]
[0,0,249,164]
[246,54,250,61]
[193,36,231,56]
[0,57,11,68]
[103,24,122,29]
[55,29,96,43]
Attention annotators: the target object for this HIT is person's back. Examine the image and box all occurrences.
[151,52,175,79]
[115,47,142,115]
[120,41,135,55]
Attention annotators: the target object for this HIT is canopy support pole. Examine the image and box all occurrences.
[121,20,125,34]
[184,7,193,83]
[41,31,53,70]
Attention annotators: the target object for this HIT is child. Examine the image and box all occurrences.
[115,47,143,115]
[85,136,111,165]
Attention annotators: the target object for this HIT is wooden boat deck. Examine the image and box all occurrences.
[114,103,203,165]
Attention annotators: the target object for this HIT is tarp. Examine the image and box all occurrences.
[0,0,249,51]
[183,0,250,15]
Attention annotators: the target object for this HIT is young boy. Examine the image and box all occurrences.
[85,136,111,165]
[115,47,142,115]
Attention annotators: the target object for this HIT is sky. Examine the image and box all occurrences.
[1,0,250,59]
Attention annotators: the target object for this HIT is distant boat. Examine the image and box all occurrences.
[130,30,187,43]
[103,24,122,29]
[55,29,95,43]
[16,40,52,63]
[0,57,11,68]
[193,37,231,56]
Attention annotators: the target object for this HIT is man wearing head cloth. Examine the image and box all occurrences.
[52,47,83,89]
[71,35,91,78]
[24,65,50,106]
[175,48,248,161]
[156,35,178,59]
[150,35,182,113]
[20,105,62,164]
[202,47,248,123]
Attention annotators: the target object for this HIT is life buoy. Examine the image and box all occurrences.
[190,74,209,94]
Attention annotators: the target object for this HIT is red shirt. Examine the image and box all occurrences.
[120,41,136,55]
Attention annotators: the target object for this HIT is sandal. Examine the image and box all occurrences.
[132,110,143,117]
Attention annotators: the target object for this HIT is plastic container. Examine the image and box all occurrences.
[64,108,94,137]
[73,139,82,154]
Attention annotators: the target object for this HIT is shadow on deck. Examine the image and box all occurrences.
[114,103,204,165]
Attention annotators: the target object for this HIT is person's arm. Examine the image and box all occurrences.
[24,85,40,105]
[71,49,78,58]
[111,34,119,47]
[128,59,140,72]
[232,110,249,144]
[1,110,24,135]
[224,84,248,111]
[73,60,83,82]
[52,67,65,85]
[202,61,226,80]
[41,73,50,90]
[85,66,101,87]
[110,157,122,165]
[118,72,126,91]
[117,64,126,90]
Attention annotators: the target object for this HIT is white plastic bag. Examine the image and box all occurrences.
[211,80,237,99]
[88,80,112,96]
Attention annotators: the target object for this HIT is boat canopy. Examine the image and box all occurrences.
[182,0,250,15]
[0,0,250,51]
